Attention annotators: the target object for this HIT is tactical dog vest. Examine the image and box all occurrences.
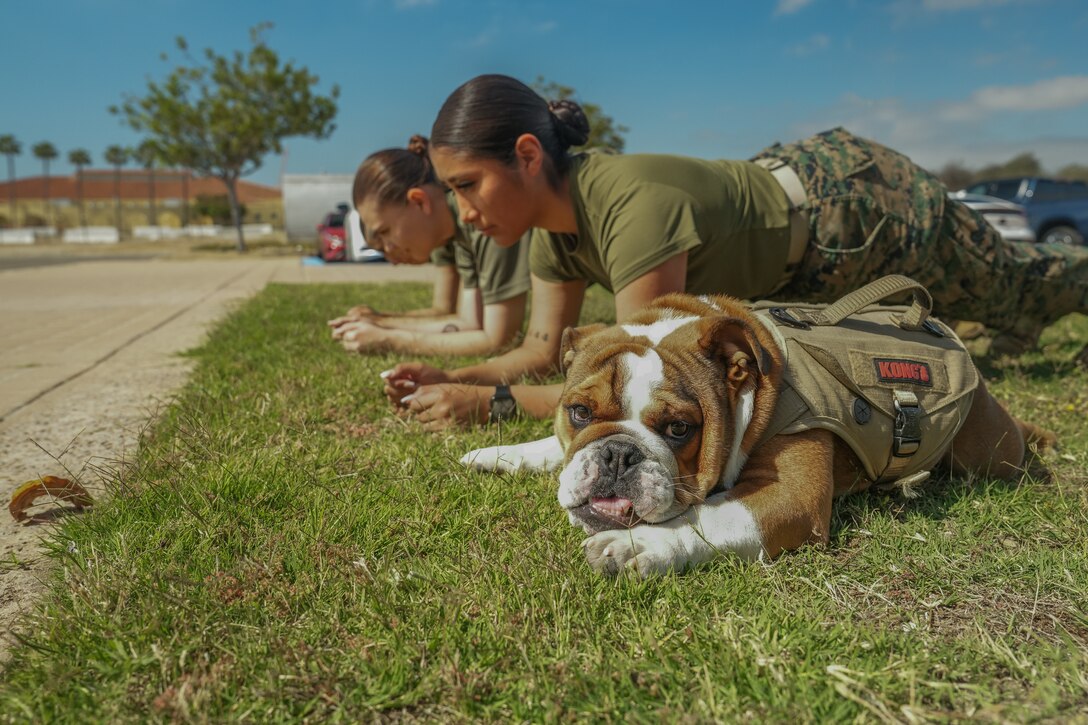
[751,275,979,487]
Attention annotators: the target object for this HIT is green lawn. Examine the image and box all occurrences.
[2,282,1086,722]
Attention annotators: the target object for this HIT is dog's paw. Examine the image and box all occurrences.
[582,527,682,578]
[460,445,521,473]
[460,436,564,474]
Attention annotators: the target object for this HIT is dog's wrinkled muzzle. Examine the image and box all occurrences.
[560,433,680,533]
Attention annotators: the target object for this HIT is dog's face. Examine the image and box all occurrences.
[554,295,780,534]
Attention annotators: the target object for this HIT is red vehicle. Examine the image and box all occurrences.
[316,206,348,262]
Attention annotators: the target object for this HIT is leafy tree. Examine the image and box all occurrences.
[32,141,58,227]
[0,134,20,226]
[976,152,1042,181]
[181,170,191,228]
[935,161,975,191]
[531,77,629,153]
[1057,163,1088,183]
[68,148,92,228]
[113,23,339,251]
[105,145,130,235]
[134,140,161,226]
[193,194,243,225]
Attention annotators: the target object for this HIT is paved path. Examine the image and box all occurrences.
[0,255,436,656]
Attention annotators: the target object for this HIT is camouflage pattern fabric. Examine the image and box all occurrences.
[752,127,1088,335]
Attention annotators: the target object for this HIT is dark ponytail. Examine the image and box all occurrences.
[431,74,590,187]
[352,135,437,209]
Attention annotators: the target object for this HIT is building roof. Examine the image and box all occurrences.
[0,170,281,203]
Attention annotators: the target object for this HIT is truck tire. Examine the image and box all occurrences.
[1041,225,1085,246]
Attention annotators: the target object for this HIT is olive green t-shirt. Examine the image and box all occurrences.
[429,241,456,268]
[446,193,531,305]
[529,153,792,298]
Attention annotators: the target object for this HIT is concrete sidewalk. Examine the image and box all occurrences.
[0,257,437,422]
[0,255,436,646]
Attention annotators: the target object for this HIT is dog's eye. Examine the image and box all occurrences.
[568,404,592,427]
[665,421,691,440]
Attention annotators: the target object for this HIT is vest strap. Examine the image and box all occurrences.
[879,389,923,482]
[791,275,934,332]
[892,390,922,457]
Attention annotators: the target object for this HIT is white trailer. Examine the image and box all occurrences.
[282,173,353,243]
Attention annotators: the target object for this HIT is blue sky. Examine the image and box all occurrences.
[2,0,1087,188]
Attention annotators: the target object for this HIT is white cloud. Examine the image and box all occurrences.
[463,26,498,48]
[791,77,1088,173]
[788,33,830,56]
[394,0,437,9]
[888,0,1032,26]
[774,0,814,16]
[941,76,1088,121]
[455,16,555,48]
[921,0,1016,10]
[972,52,1005,67]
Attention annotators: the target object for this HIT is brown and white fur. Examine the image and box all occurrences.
[462,293,1056,576]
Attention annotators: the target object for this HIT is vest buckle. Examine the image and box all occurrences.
[922,319,945,338]
[769,307,812,330]
[892,392,922,457]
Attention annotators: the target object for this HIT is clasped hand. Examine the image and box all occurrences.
[381,363,489,430]
[327,306,381,341]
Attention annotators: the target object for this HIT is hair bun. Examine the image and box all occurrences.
[547,99,590,148]
[407,134,430,156]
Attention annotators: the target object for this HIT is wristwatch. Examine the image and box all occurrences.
[488,385,518,424]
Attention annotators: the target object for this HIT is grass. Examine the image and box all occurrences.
[1,282,1086,722]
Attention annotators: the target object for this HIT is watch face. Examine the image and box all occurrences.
[490,395,517,422]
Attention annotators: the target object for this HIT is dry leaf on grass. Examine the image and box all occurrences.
[8,476,94,522]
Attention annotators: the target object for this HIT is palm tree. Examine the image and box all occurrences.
[104,145,129,236]
[0,134,20,227]
[32,142,59,228]
[134,140,160,226]
[68,148,92,228]
[181,168,190,228]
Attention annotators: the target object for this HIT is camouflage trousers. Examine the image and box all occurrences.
[752,127,1088,332]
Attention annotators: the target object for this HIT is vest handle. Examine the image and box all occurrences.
[791,275,932,331]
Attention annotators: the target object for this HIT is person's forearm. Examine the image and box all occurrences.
[430,266,461,316]
[391,306,457,318]
[382,328,508,357]
[447,343,558,385]
[509,383,563,419]
[374,314,478,333]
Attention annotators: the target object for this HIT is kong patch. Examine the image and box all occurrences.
[874,358,933,386]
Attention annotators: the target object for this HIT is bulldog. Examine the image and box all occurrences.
[462,285,1056,577]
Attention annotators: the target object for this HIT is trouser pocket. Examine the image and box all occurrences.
[804,194,913,291]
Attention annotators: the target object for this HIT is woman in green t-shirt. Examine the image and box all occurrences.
[333,238,462,324]
[329,135,531,357]
[384,75,1088,428]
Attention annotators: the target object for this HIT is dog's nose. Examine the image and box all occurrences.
[601,440,644,478]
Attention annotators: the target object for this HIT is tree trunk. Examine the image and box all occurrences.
[77,167,86,228]
[114,166,122,236]
[5,156,15,227]
[147,166,156,225]
[181,171,189,228]
[224,176,246,252]
[42,162,51,229]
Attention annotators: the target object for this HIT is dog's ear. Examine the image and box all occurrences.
[559,323,607,374]
[697,316,772,390]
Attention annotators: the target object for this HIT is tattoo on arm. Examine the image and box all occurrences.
[442,323,460,333]
[530,329,549,342]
